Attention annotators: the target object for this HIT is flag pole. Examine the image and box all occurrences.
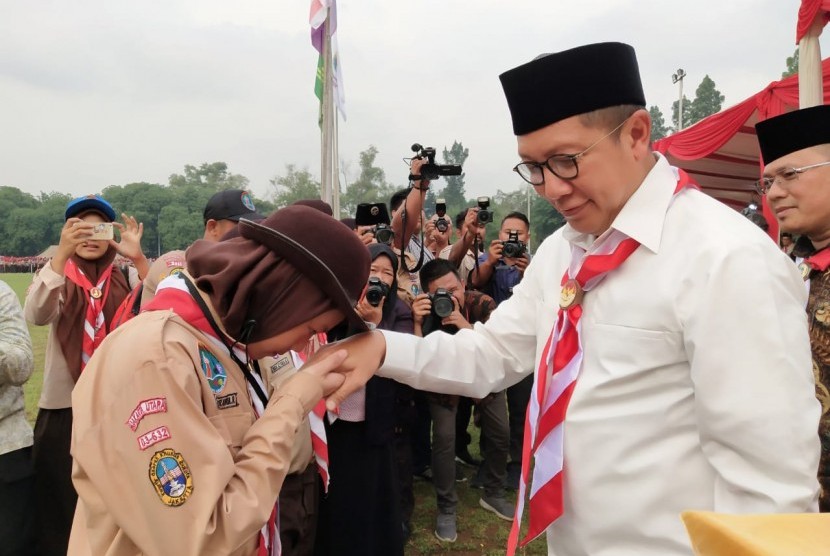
[320,11,334,205]
[333,108,341,217]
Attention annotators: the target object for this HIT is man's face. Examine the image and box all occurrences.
[204,219,238,242]
[426,271,465,310]
[516,114,636,236]
[781,236,793,247]
[766,145,830,238]
[498,217,530,244]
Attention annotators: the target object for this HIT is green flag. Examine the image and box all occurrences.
[315,54,325,127]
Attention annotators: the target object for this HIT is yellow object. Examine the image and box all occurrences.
[681,511,830,556]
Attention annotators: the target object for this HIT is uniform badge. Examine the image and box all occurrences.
[138,425,171,450]
[216,393,239,409]
[126,397,168,431]
[370,205,379,216]
[799,261,811,281]
[149,448,193,506]
[240,191,256,212]
[90,287,103,299]
[199,346,227,394]
[559,279,584,309]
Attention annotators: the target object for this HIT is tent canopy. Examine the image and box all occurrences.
[653,57,830,211]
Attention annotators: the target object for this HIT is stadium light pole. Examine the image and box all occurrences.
[672,68,687,130]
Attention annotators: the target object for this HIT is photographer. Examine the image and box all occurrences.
[470,211,531,303]
[438,208,486,284]
[315,243,413,556]
[411,259,512,543]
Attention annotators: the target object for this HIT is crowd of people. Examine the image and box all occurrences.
[0,40,828,556]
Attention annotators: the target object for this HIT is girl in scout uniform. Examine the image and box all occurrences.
[24,194,147,556]
[67,205,370,556]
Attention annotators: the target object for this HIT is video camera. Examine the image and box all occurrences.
[502,230,527,258]
[410,144,463,181]
[365,277,390,307]
[435,198,449,233]
[476,196,493,225]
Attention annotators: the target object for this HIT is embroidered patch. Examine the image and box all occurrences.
[241,191,256,212]
[269,355,291,375]
[149,448,193,506]
[138,426,171,450]
[199,346,227,394]
[216,393,239,409]
[126,397,168,431]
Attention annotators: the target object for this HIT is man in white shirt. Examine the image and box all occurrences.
[319,42,821,555]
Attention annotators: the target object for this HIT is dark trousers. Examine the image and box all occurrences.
[33,408,77,556]
[455,396,474,454]
[279,462,320,556]
[0,446,36,556]
[410,390,432,472]
[506,375,533,464]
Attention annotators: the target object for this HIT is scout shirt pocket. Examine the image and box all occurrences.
[193,344,255,455]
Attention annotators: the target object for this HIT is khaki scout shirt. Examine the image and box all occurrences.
[68,309,324,556]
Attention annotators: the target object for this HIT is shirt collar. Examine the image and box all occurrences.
[562,153,677,254]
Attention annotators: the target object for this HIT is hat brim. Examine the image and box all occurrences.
[238,218,368,333]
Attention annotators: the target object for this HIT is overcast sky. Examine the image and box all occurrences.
[1,0,824,204]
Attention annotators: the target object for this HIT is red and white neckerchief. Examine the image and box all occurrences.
[507,169,697,554]
[143,274,280,556]
[799,245,830,297]
[293,332,332,492]
[64,259,114,371]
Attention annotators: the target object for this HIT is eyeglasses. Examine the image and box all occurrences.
[512,118,630,186]
[753,160,830,195]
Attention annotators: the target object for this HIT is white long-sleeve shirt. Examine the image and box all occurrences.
[379,155,821,556]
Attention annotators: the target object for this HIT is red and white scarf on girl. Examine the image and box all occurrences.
[293,334,332,492]
[64,259,114,371]
[506,168,697,555]
[143,274,282,556]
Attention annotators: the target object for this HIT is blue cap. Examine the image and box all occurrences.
[65,194,117,222]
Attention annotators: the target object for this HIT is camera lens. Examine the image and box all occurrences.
[477,210,493,225]
[435,218,449,233]
[374,227,394,245]
[433,296,454,318]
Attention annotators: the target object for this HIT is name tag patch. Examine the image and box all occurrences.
[216,393,238,409]
[149,448,193,507]
[138,426,171,451]
[126,397,168,431]
[269,356,290,375]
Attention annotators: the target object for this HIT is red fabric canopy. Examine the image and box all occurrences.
[653,58,830,237]
[797,0,830,43]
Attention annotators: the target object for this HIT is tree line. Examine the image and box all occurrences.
[0,147,566,257]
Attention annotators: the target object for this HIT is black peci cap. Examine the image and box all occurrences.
[499,42,646,136]
[755,106,830,165]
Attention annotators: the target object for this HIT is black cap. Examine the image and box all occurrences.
[203,189,264,223]
[755,106,830,165]
[499,42,646,136]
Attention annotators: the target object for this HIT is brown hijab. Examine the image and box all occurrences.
[186,205,371,343]
[186,238,332,343]
[56,246,131,381]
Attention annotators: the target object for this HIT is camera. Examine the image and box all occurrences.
[411,144,463,181]
[477,196,493,225]
[365,277,390,307]
[429,288,455,319]
[372,223,394,245]
[501,230,527,258]
[435,198,449,233]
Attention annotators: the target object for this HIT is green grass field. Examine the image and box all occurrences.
[1,272,545,555]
